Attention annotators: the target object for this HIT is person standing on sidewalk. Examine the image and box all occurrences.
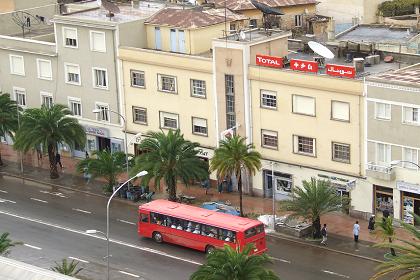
[55,152,63,170]
[320,224,327,246]
[368,215,375,233]
[353,221,360,242]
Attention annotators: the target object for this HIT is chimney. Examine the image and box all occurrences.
[327,19,335,40]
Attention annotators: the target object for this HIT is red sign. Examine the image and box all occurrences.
[256,54,283,68]
[326,64,355,78]
[290,59,318,73]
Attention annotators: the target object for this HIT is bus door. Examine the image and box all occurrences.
[138,210,150,236]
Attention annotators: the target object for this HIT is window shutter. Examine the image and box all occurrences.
[39,60,52,79]
[65,28,77,39]
[193,118,206,127]
[293,95,315,115]
[92,32,105,51]
[11,56,24,74]
[332,101,349,121]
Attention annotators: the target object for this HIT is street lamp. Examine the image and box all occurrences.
[87,170,148,280]
[261,161,276,229]
[92,108,129,178]
[390,160,420,169]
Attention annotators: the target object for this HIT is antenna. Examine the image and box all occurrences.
[101,0,120,20]
[12,11,41,38]
[308,41,335,59]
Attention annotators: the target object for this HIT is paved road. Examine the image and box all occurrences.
[0,176,385,280]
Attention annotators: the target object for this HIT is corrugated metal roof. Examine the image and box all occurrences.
[0,256,78,280]
[213,0,317,11]
[369,64,420,86]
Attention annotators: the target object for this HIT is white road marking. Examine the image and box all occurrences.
[30,198,48,203]
[0,198,16,204]
[0,210,202,266]
[0,190,8,193]
[119,271,140,278]
[24,243,42,250]
[39,190,67,198]
[270,256,291,263]
[322,270,350,279]
[117,219,136,225]
[69,256,89,263]
[72,208,92,214]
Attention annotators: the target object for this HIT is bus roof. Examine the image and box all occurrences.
[139,200,262,232]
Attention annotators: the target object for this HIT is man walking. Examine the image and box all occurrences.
[353,221,360,242]
[55,152,63,170]
[321,224,327,246]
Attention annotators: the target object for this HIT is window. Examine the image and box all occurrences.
[403,107,420,125]
[131,70,145,88]
[375,102,391,120]
[64,63,81,85]
[191,79,206,98]
[225,74,236,129]
[95,103,110,122]
[155,27,161,50]
[9,55,25,76]
[332,142,350,163]
[250,19,257,28]
[160,111,179,129]
[36,59,52,80]
[140,213,149,223]
[68,98,82,117]
[261,90,277,109]
[403,148,418,169]
[245,225,264,239]
[376,143,391,164]
[13,87,26,107]
[261,130,278,149]
[158,74,177,93]
[178,30,186,53]
[295,15,303,27]
[41,92,53,108]
[331,101,350,122]
[192,117,208,136]
[90,31,106,52]
[292,95,315,116]
[294,135,316,156]
[132,106,147,124]
[92,68,108,89]
[63,27,78,48]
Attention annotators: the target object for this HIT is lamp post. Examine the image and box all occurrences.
[87,170,147,280]
[390,160,420,169]
[92,108,129,178]
[261,161,276,229]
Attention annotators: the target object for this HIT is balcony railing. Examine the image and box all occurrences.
[366,162,395,181]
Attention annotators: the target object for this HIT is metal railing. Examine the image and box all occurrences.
[366,162,393,174]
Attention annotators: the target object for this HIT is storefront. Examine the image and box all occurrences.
[397,181,420,225]
[263,170,293,200]
[374,185,394,217]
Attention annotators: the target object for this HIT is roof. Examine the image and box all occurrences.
[213,0,317,11]
[203,8,248,21]
[139,200,263,231]
[336,25,417,44]
[367,64,420,87]
[144,7,232,29]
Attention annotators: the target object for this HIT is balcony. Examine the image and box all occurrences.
[366,162,396,181]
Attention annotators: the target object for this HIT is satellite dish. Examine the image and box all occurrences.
[240,31,246,40]
[101,0,120,18]
[308,41,334,59]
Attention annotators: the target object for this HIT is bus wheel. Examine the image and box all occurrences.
[152,232,163,243]
[205,245,215,254]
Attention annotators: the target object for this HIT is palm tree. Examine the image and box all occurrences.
[375,216,396,257]
[77,150,126,193]
[14,104,86,179]
[371,214,420,280]
[0,93,20,166]
[280,178,342,238]
[190,244,280,280]
[0,232,22,256]
[210,135,261,217]
[51,259,83,277]
[131,129,208,201]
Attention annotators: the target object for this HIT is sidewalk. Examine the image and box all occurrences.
[0,143,412,261]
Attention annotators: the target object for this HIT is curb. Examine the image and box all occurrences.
[267,232,384,263]
[0,171,138,207]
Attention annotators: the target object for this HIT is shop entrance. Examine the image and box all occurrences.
[374,185,394,217]
[97,136,111,151]
[263,170,293,199]
[402,191,420,226]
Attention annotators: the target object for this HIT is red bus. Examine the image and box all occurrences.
[138,200,267,254]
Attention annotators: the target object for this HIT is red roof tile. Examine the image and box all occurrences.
[213,0,317,11]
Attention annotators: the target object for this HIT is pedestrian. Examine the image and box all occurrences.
[55,152,63,169]
[321,224,327,246]
[36,146,42,161]
[85,151,89,159]
[201,178,210,195]
[368,215,375,233]
[217,178,223,194]
[353,221,360,242]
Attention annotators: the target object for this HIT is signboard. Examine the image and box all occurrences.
[397,181,420,195]
[196,147,214,159]
[326,64,356,78]
[256,54,283,68]
[85,126,109,138]
[290,59,318,73]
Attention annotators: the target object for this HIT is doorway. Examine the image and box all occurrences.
[97,136,111,151]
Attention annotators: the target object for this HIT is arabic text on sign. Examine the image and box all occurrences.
[290,59,318,73]
[325,64,355,78]
[256,54,283,68]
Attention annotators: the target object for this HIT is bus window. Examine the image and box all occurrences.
[245,224,264,238]
[202,225,218,238]
[219,229,236,243]
[140,213,149,223]
[151,213,164,225]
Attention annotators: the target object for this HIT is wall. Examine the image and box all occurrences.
[118,19,146,49]
[0,0,15,12]
[249,37,289,63]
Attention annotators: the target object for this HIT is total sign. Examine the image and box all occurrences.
[290,59,318,73]
[256,54,283,68]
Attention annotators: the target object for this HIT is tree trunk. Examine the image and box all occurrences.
[48,144,59,179]
[167,176,177,202]
[312,216,321,239]
[389,237,396,256]
[0,146,3,166]
[238,172,244,217]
